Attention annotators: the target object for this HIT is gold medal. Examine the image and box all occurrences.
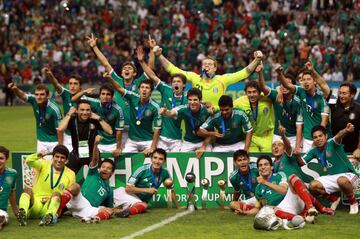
[0,186,3,193]
[323,167,327,173]
[136,120,141,126]
[192,130,196,134]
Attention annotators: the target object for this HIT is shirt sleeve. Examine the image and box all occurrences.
[166,63,199,84]
[25,153,42,171]
[302,148,317,164]
[219,67,251,87]
[153,104,162,130]
[114,105,125,130]
[110,69,124,85]
[200,115,214,131]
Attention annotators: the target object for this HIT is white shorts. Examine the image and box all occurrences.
[98,143,117,154]
[180,141,212,152]
[277,188,305,215]
[0,209,9,224]
[212,141,245,152]
[315,173,358,194]
[37,141,58,154]
[242,196,257,206]
[302,138,314,153]
[273,135,297,149]
[123,138,152,153]
[113,187,142,208]
[66,192,100,218]
[157,136,182,152]
[63,133,73,152]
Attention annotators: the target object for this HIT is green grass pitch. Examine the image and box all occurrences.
[0,106,359,238]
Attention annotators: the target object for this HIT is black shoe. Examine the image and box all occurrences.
[0,215,6,230]
[16,208,27,226]
[115,208,130,218]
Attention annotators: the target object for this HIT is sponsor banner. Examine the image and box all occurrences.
[12,152,360,208]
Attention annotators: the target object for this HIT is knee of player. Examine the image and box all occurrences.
[51,191,61,199]
[68,183,81,195]
[336,176,350,187]
[309,180,321,192]
[22,188,33,196]
[229,201,239,210]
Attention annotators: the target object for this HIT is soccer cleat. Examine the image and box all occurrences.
[16,208,27,226]
[321,207,336,216]
[114,207,130,218]
[330,197,341,211]
[349,203,359,215]
[52,215,59,224]
[307,207,318,217]
[81,216,100,224]
[39,213,53,226]
[305,215,316,224]
[81,217,92,224]
[0,215,7,231]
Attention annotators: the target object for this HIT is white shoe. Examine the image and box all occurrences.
[330,197,341,210]
[349,203,359,215]
[305,215,316,224]
[307,207,318,216]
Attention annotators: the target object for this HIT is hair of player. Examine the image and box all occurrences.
[311,125,327,137]
[340,82,357,95]
[301,70,313,78]
[152,148,167,161]
[171,73,187,85]
[218,95,233,108]
[69,74,82,85]
[122,61,137,75]
[99,84,115,97]
[52,144,69,159]
[244,80,261,93]
[0,146,10,159]
[140,79,154,91]
[233,149,249,161]
[203,56,217,68]
[35,84,50,96]
[256,155,273,167]
[100,158,115,172]
[284,73,296,85]
[187,87,202,101]
[76,99,91,109]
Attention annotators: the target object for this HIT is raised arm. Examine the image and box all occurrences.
[158,106,177,119]
[334,123,354,144]
[87,33,113,73]
[278,122,293,156]
[71,87,96,102]
[89,135,102,168]
[305,59,330,99]
[58,107,77,132]
[137,46,160,84]
[246,50,263,73]
[256,63,270,95]
[147,35,156,70]
[275,64,296,93]
[103,72,126,95]
[8,82,27,101]
[257,176,288,195]
[43,67,63,94]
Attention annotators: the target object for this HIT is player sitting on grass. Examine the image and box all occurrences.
[57,135,129,223]
[296,124,359,214]
[0,146,18,231]
[17,145,75,226]
[113,148,179,215]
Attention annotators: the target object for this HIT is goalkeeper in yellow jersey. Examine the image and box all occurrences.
[17,145,75,226]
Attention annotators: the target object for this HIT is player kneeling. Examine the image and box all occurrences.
[17,145,75,226]
[57,136,129,223]
[113,148,179,215]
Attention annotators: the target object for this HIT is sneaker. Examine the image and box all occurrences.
[16,208,27,226]
[81,216,100,224]
[305,215,316,224]
[39,213,53,226]
[114,207,130,218]
[321,207,336,216]
[90,216,100,224]
[52,215,59,224]
[0,216,7,231]
[282,216,305,230]
[307,207,318,217]
[330,197,341,210]
[81,217,92,224]
[349,203,359,215]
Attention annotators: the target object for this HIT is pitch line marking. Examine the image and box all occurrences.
[120,210,193,239]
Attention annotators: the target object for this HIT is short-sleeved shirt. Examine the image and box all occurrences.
[302,138,357,175]
[0,168,17,211]
[60,87,75,115]
[166,63,251,107]
[255,172,287,206]
[173,104,210,143]
[200,109,252,144]
[234,96,274,137]
[110,70,147,127]
[26,154,75,198]
[229,164,258,200]
[156,81,187,140]
[127,164,171,202]
[82,96,124,145]
[81,167,113,208]
[123,90,162,141]
[295,86,331,139]
[27,95,62,142]
[273,153,305,180]
[266,89,303,137]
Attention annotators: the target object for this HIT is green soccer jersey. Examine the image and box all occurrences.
[156,81,187,140]
[267,89,303,137]
[0,168,17,211]
[27,95,62,142]
[255,172,287,206]
[303,138,357,175]
[83,96,124,145]
[174,104,210,143]
[201,109,252,144]
[60,87,75,115]
[273,153,305,180]
[80,167,113,207]
[295,86,330,139]
[229,164,258,199]
[123,90,162,141]
[127,164,171,202]
[111,70,147,127]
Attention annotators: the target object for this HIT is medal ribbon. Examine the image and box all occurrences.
[189,107,196,133]
[136,102,149,121]
[221,116,226,134]
[51,164,65,190]
[239,168,253,192]
[200,69,215,79]
[317,145,328,168]
[150,166,162,189]
[306,95,315,113]
[172,93,184,108]
[250,101,258,121]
